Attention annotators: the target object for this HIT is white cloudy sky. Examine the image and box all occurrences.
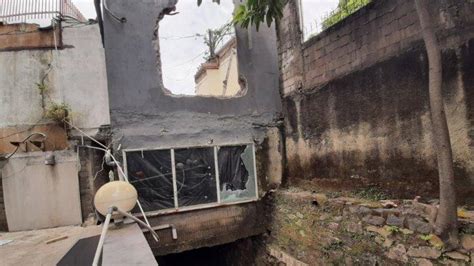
[71,0,340,95]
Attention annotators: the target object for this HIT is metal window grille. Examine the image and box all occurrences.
[0,0,86,24]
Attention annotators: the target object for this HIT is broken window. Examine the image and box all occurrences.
[124,144,257,213]
[157,0,246,97]
[217,145,257,203]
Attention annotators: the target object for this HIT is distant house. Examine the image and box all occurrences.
[194,37,241,97]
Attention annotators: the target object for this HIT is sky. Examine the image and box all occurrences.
[300,0,339,40]
[8,0,339,95]
[71,0,96,19]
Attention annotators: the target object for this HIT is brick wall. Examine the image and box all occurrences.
[279,0,474,95]
[277,0,304,95]
[277,0,474,201]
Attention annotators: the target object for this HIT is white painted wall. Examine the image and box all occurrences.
[0,23,110,134]
[2,150,82,231]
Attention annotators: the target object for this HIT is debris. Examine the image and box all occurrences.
[0,239,13,246]
[386,244,408,263]
[407,246,441,259]
[386,214,405,227]
[296,212,304,219]
[460,234,474,251]
[362,215,385,226]
[444,251,470,262]
[333,216,343,222]
[287,214,297,220]
[380,200,398,208]
[45,235,68,244]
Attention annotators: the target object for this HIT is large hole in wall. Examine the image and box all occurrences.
[155,0,246,97]
[124,144,258,213]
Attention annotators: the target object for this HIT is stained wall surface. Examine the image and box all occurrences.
[2,150,82,231]
[278,0,474,200]
[0,23,110,143]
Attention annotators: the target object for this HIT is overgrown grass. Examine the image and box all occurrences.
[355,186,388,201]
[322,0,372,30]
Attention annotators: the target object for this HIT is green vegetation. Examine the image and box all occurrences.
[45,102,71,123]
[355,186,388,201]
[198,0,284,30]
[36,82,48,94]
[386,225,400,234]
[322,0,371,30]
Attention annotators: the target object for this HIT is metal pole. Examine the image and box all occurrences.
[92,207,113,266]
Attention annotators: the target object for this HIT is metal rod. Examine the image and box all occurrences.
[115,208,160,241]
[142,224,178,240]
[92,207,113,266]
[171,149,178,209]
[214,146,221,203]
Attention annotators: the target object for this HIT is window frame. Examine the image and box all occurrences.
[123,143,259,217]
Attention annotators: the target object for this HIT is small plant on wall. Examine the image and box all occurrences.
[45,102,71,124]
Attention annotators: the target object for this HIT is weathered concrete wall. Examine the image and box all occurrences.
[0,23,111,229]
[278,0,474,201]
[0,23,110,139]
[1,150,82,231]
[103,0,283,252]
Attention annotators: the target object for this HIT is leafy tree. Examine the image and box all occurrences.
[203,22,233,60]
[321,0,371,30]
[198,0,284,30]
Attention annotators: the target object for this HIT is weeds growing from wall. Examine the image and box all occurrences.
[45,102,71,123]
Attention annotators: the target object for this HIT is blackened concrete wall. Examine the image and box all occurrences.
[278,0,474,201]
[103,0,282,254]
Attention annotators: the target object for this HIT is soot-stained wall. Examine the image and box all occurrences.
[102,0,282,253]
[278,0,474,201]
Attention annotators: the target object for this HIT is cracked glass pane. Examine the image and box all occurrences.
[218,144,257,203]
[174,147,218,207]
[126,149,175,212]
